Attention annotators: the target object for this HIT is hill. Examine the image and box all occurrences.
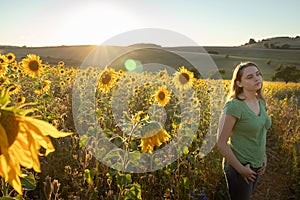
[242,36,300,49]
[1,37,300,80]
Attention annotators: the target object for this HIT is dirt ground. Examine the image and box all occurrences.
[252,136,297,200]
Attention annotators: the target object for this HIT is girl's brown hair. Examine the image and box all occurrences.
[227,61,265,101]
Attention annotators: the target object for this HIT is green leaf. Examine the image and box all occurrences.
[116,173,132,190]
[79,134,89,148]
[0,89,10,107]
[20,172,36,191]
[84,169,92,184]
[124,183,142,200]
[0,197,15,200]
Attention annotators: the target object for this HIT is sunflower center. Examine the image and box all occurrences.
[7,55,13,60]
[158,91,166,100]
[101,73,111,84]
[0,58,4,63]
[0,112,20,154]
[179,73,190,84]
[29,61,39,71]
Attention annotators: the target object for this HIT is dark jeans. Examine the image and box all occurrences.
[224,163,260,200]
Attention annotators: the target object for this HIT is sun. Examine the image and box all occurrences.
[58,2,140,45]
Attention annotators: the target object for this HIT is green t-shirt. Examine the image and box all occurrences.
[222,98,272,168]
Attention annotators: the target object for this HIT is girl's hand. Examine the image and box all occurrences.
[240,164,257,184]
[257,161,267,176]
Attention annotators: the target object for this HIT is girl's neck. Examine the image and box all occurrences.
[239,91,257,101]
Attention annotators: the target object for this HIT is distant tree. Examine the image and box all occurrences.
[271,64,300,83]
[248,38,256,44]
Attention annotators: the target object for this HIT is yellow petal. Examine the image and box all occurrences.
[23,122,55,156]
[7,157,23,195]
[22,116,73,138]
[0,124,10,177]
[9,131,33,169]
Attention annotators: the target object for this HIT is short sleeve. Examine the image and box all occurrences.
[222,99,242,119]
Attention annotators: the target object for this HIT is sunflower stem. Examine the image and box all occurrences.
[123,122,138,170]
[1,177,8,196]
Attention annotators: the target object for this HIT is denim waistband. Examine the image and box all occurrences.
[242,162,261,172]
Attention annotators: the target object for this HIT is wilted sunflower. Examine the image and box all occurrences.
[0,54,8,77]
[139,120,171,153]
[6,52,16,63]
[21,54,43,77]
[97,68,117,93]
[0,89,73,194]
[173,66,194,90]
[154,86,171,106]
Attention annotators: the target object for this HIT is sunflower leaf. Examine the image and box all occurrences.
[0,89,10,107]
[20,172,36,191]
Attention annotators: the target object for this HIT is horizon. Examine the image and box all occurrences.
[1,0,299,47]
[0,35,298,48]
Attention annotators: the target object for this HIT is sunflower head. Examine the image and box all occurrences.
[98,68,117,93]
[0,55,8,76]
[173,66,194,90]
[58,61,65,67]
[6,53,16,63]
[21,54,43,77]
[138,120,171,153]
[16,96,26,104]
[0,88,73,194]
[7,84,21,95]
[154,86,171,107]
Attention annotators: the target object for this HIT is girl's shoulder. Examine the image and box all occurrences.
[226,98,243,105]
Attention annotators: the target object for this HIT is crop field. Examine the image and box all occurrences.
[0,52,299,199]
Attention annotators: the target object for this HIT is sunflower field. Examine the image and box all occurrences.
[0,53,299,200]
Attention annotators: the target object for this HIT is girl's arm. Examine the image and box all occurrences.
[217,114,257,184]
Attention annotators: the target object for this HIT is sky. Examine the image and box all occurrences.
[1,0,299,47]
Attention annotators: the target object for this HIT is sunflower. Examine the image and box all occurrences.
[0,54,8,77]
[11,65,19,72]
[0,89,73,194]
[154,86,171,106]
[97,68,117,93]
[139,120,171,153]
[42,80,51,92]
[57,61,64,67]
[59,81,65,87]
[16,96,26,104]
[6,53,16,63]
[59,68,66,76]
[21,54,43,77]
[173,66,194,90]
[0,77,10,86]
[7,84,21,95]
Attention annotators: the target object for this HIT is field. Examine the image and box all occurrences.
[0,49,299,200]
[1,38,300,81]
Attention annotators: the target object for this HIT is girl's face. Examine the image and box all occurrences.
[236,66,263,92]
